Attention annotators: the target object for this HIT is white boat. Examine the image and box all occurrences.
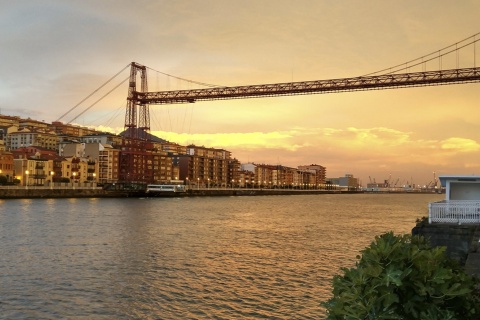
[146,184,186,196]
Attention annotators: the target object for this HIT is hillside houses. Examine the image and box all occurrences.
[0,114,338,188]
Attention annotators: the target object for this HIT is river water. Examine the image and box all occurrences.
[0,193,443,319]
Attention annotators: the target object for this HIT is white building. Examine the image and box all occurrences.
[428,175,480,224]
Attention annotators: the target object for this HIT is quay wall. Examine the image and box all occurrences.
[0,187,347,199]
[0,187,128,199]
[412,222,480,277]
[185,189,343,197]
[0,187,440,199]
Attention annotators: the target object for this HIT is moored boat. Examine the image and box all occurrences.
[145,184,187,196]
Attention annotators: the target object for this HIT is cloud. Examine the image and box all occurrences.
[441,138,480,152]
[150,126,420,159]
[151,130,304,151]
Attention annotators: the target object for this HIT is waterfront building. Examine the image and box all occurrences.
[13,155,54,186]
[254,164,276,188]
[84,143,118,184]
[178,145,231,187]
[61,142,123,184]
[97,144,120,184]
[237,170,254,188]
[298,164,327,185]
[0,150,14,182]
[329,174,360,190]
[293,169,305,188]
[63,157,92,183]
[39,154,65,183]
[229,158,241,187]
[153,151,174,183]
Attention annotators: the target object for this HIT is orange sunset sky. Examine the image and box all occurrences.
[1,1,480,186]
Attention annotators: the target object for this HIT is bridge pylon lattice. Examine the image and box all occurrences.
[119,62,154,184]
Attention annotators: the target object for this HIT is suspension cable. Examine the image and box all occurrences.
[363,32,480,76]
[146,66,222,88]
[67,76,129,124]
[56,64,130,122]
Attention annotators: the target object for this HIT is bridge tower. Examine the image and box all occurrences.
[119,62,154,183]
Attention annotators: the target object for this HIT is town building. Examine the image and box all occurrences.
[154,151,174,183]
[0,150,14,182]
[19,118,49,130]
[298,164,327,185]
[50,121,101,138]
[7,127,59,151]
[178,145,231,187]
[237,169,255,188]
[329,174,360,190]
[13,155,54,186]
[0,115,20,128]
[79,133,123,146]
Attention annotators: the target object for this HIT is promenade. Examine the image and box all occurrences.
[0,185,345,199]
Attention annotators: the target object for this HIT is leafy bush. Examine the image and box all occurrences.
[0,175,7,185]
[323,232,480,319]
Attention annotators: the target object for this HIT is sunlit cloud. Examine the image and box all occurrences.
[151,130,305,151]
[150,126,422,162]
[440,137,480,152]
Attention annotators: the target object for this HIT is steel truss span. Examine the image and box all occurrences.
[138,67,480,104]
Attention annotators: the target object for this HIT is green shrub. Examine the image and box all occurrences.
[323,232,480,319]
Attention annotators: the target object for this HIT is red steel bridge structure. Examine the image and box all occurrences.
[115,34,480,183]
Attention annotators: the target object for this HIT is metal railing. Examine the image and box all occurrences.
[429,200,480,224]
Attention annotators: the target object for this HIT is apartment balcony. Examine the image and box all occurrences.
[429,200,480,224]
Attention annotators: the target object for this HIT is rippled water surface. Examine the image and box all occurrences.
[0,193,443,319]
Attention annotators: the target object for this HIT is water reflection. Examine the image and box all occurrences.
[0,193,443,319]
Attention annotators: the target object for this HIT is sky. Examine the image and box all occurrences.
[1,0,480,186]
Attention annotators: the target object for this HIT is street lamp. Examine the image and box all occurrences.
[197,177,200,190]
[50,171,54,189]
[25,170,29,188]
[72,172,76,189]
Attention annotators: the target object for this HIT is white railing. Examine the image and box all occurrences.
[429,200,480,224]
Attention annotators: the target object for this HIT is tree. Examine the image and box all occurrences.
[323,232,480,319]
[0,175,7,185]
